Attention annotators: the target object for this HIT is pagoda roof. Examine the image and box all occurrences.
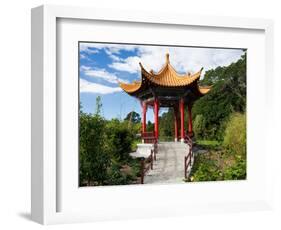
[119,53,211,96]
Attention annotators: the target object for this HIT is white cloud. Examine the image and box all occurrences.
[80,79,122,94]
[81,66,129,84]
[107,46,244,76]
[80,42,244,79]
[104,49,121,61]
[80,43,137,55]
[108,56,141,74]
[80,43,100,54]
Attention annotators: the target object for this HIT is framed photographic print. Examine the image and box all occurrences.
[31,5,274,225]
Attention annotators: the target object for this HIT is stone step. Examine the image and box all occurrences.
[143,142,192,184]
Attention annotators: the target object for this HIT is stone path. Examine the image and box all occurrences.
[144,142,190,184]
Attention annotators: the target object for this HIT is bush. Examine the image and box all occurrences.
[79,113,110,186]
[189,113,246,182]
[224,156,246,180]
[223,113,246,157]
[106,163,129,185]
[189,152,223,182]
[193,114,206,139]
[189,150,246,182]
[105,119,134,162]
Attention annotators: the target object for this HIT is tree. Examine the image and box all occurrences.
[105,119,134,162]
[79,98,110,186]
[124,111,141,124]
[95,95,102,115]
[79,98,139,186]
[159,108,174,140]
[192,53,246,140]
[146,121,154,132]
[193,114,206,139]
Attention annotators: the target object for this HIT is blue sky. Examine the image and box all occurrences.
[79,42,244,121]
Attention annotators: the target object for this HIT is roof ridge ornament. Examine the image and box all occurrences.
[166,53,170,63]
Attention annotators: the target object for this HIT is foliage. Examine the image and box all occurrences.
[159,108,174,139]
[131,139,140,152]
[189,112,246,182]
[79,103,110,186]
[224,156,246,180]
[79,97,141,186]
[190,152,223,181]
[106,163,130,185]
[124,111,141,124]
[192,54,246,140]
[223,113,246,157]
[105,119,134,162]
[196,139,220,150]
[189,150,246,182]
[193,114,206,139]
[146,121,154,132]
[95,95,102,115]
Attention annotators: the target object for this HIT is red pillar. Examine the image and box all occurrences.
[154,98,159,140]
[188,104,193,137]
[174,107,179,142]
[180,98,185,142]
[142,101,147,134]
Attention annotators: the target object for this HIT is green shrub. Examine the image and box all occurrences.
[223,113,246,157]
[79,113,110,186]
[193,114,206,139]
[105,119,134,162]
[192,162,222,181]
[106,163,129,185]
[189,150,246,182]
[224,157,246,180]
[79,97,138,186]
[190,152,223,182]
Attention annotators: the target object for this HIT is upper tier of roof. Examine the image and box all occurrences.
[119,53,211,95]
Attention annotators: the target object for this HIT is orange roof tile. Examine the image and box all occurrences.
[119,53,208,94]
[119,81,141,93]
[140,62,202,87]
[198,86,212,95]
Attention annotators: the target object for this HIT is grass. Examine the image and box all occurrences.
[196,139,220,147]
[195,139,221,151]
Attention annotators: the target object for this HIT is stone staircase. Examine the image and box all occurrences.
[144,142,191,184]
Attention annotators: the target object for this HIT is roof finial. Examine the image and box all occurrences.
[166,53,170,63]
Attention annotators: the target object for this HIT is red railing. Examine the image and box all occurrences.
[141,131,156,144]
[140,149,156,184]
[141,130,158,158]
[153,142,158,161]
[184,135,193,179]
[139,132,158,184]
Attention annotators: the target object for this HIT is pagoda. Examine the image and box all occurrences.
[119,53,211,142]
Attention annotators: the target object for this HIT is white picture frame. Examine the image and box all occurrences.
[31,4,274,225]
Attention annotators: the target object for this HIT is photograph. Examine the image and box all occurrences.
[79,42,247,186]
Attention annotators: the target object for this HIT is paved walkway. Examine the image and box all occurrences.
[144,142,190,184]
